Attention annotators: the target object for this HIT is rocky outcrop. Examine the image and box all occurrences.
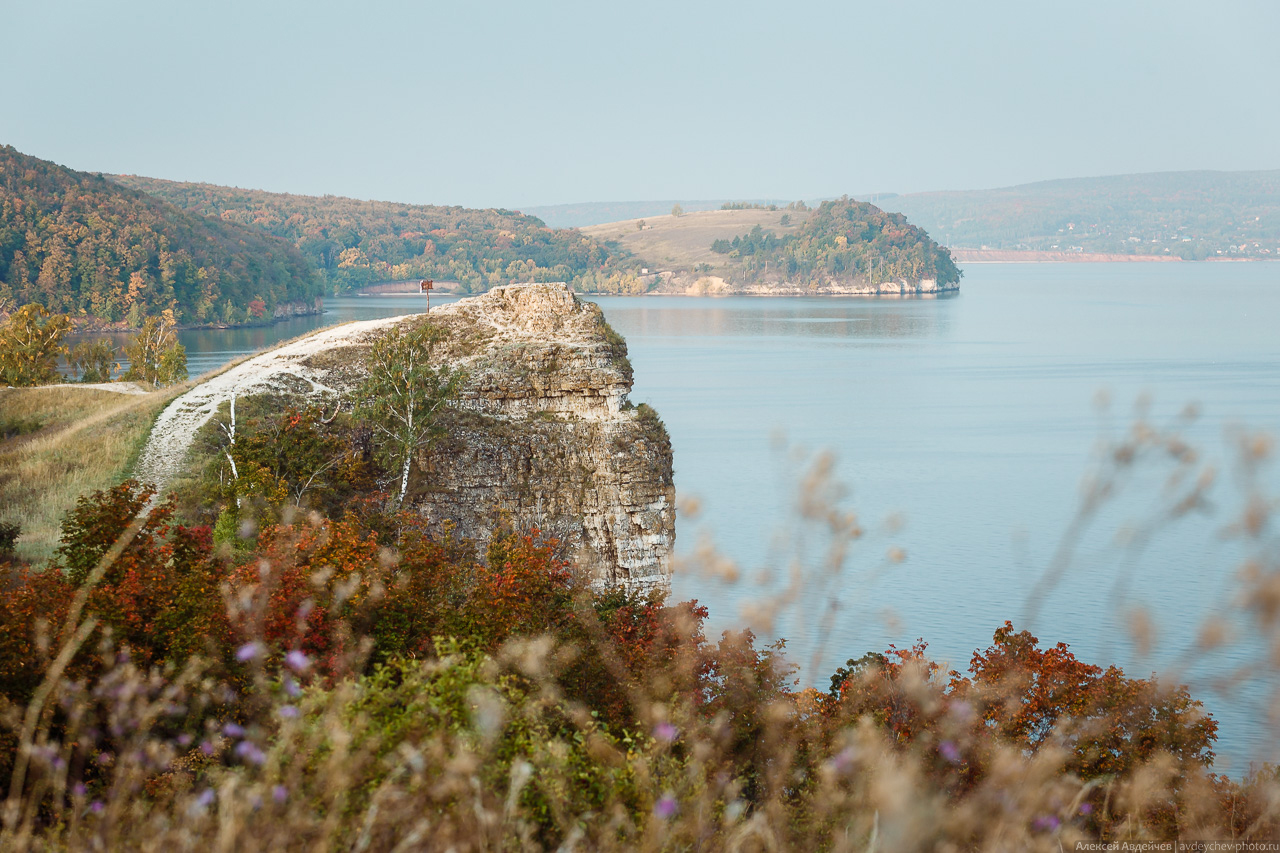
[136,282,674,590]
[392,283,674,589]
[272,297,325,319]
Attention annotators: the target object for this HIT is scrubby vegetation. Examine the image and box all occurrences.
[0,146,321,327]
[112,175,648,295]
[1,397,1279,849]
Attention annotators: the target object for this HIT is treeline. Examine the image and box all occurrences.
[112,175,646,294]
[711,196,962,285]
[880,170,1280,259]
[719,200,809,211]
[0,146,321,327]
[0,303,187,387]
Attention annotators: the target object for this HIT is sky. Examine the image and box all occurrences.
[2,0,1277,209]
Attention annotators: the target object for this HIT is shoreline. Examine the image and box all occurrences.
[65,303,326,335]
[950,248,1277,264]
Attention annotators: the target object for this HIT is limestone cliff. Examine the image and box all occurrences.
[136,282,674,590]
[383,283,674,589]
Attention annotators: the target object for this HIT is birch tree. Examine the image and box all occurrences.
[355,323,463,508]
[123,310,187,387]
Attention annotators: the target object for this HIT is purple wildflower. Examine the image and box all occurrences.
[273,785,288,805]
[177,733,193,747]
[939,740,962,764]
[90,801,104,814]
[196,789,216,808]
[72,782,86,797]
[1080,803,1093,815]
[654,794,678,820]
[201,741,216,757]
[235,741,266,766]
[829,747,857,774]
[285,650,311,673]
[278,705,300,719]
[222,722,246,738]
[1032,815,1061,832]
[654,722,678,743]
[283,677,301,698]
[236,641,265,662]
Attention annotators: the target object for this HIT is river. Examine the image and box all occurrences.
[117,263,1280,768]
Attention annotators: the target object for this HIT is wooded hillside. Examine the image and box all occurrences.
[112,175,644,294]
[0,146,321,327]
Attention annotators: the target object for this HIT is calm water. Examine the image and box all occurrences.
[134,265,1280,768]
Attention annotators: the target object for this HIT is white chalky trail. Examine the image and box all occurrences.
[133,314,414,496]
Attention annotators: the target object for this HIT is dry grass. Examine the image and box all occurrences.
[581,208,810,272]
[0,386,181,562]
[0,321,366,564]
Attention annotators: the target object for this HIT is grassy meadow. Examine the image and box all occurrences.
[0,385,181,562]
[581,208,810,272]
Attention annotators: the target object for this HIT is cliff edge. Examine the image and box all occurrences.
[135,282,675,590]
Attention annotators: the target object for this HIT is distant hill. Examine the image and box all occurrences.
[522,200,795,229]
[114,176,645,294]
[877,170,1280,260]
[582,197,959,294]
[0,146,321,327]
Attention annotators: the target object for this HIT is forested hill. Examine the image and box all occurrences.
[712,197,962,286]
[112,176,645,294]
[0,146,321,327]
[877,170,1280,260]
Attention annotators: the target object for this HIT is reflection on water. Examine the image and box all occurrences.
[588,295,953,343]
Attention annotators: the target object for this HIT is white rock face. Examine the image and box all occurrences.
[134,282,675,590]
[406,283,674,590]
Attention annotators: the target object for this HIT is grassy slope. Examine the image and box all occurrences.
[581,209,811,272]
[0,322,364,563]
[0,386,183,562]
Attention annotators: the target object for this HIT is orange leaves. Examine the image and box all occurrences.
[469,531,576,646]
[967,621,1217,778]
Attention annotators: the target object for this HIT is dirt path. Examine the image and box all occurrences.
[133,315,412,496]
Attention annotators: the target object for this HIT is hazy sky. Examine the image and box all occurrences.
[3,0,1277,208]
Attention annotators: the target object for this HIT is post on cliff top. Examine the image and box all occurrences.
[420,279,433,311]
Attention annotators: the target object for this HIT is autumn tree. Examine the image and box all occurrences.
[123,311,187,387]
[968,621,1217,777]
[355,323,463,507]
[0,303,71,386]
[69,338,118,382]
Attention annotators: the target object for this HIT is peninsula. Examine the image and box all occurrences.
[582,197,961,296]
